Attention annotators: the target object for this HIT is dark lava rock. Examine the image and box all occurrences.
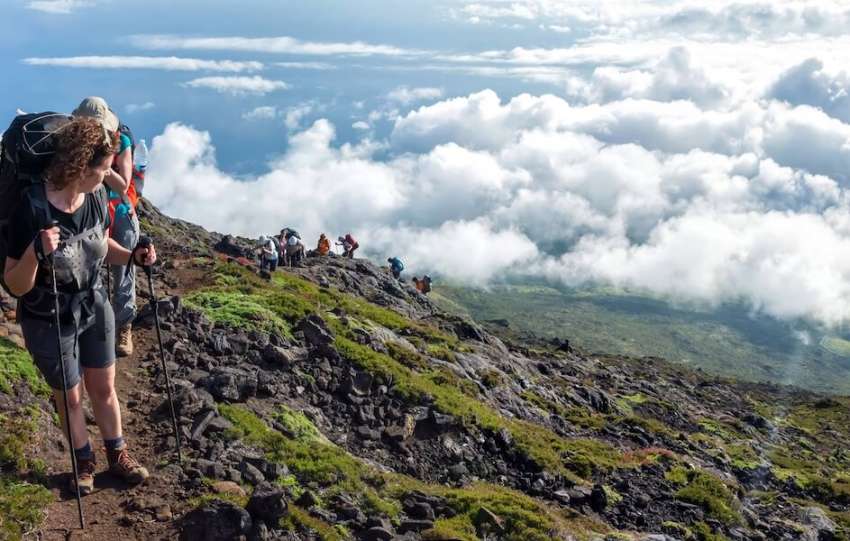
[297,315,334,349]
[247,482,288,523]
[398,519,435,534]
[181,500,252,541]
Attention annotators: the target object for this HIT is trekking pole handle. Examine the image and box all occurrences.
[136,236,153,277]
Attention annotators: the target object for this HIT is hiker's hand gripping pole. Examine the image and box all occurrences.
[138,237,182,464]
[46,220,85,530]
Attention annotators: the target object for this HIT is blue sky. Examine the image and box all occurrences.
[2,0,579,171]
[6,0,850,327]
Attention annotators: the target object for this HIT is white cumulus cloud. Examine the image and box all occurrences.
[131,34,422,57]
[386,86,444,105]
[23,56,263,72]
[126,102,156,114]
[26,0,94,14]
[182,76,289,96]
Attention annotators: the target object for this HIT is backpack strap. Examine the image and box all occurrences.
[26,181,53,230]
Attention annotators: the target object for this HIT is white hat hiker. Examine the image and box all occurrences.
[72,96,119,133]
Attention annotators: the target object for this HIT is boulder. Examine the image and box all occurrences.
[296,315,334,349]
[180,500,252,541]
[800,507,837,541]
[247,482,288,523]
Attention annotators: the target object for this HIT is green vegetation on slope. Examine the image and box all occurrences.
[434,284,850,394]
[220,404,604,541]
[0,337,50,397]
[189,262,633,479]
[0,339,53,540]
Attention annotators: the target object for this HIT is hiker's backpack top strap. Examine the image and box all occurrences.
[26,181,53,230]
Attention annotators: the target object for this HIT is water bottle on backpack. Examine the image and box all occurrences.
[133,139,148,196]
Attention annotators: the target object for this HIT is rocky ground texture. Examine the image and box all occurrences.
[0,201,848,541]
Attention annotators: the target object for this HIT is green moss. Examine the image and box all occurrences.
[692,521,730,541]
[726,443,761,470]
[665,465,691,485]
[384,342,429,370]
[481,370,505,389]
[276,406,322,441]
[189,491,250,509]
[220,404,371,492]
[184,290,291,337]
[768,449,822,488]
[426,343,457,363]
[0,408,43,472]
[668,467,740,525]
[661,521,692,538]
[0,478,53,541]
[0,337,49,397]
[284,506,345,541]
[388,479,572,541]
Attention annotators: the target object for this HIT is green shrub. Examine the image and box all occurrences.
[0,478,52,541]
[0,338,49,397]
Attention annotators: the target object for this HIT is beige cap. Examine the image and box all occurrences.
[72,96,119,132]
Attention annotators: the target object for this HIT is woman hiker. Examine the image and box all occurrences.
[3,118,154,494]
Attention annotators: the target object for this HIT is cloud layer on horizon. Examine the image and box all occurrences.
[145,60,850,325]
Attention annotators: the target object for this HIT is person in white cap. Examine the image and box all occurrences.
[72,97,139,357]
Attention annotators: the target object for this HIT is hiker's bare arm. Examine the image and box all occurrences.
[4,227,61,297]
[115,147,133,185]
[106,238,157,266]
[103,168,129,195]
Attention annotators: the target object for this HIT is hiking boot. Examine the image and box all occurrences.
[106,446,149,484]
[116,324,133,357]
[71,455,96,496]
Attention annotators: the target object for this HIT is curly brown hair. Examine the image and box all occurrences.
[45,117,118,190]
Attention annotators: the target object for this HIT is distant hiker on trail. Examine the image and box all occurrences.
[73,97,143,357]
[282,228,301,242]
[388,257,404,279]
[257,235,278,271]
[338,233,359,259]
[2,118,154,495]
[285,234,305,266]
[412,275,432,294]
[316,233,331,256]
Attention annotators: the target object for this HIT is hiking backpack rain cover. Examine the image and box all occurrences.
[0,112,73,296]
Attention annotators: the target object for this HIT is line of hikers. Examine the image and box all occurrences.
[255,232,433,294]
[0,98,152,498]
[255,230,362,271]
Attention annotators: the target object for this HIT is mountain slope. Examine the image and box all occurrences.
[0,202,847,541]
[433,284,850,395]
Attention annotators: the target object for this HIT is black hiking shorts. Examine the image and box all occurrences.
[20,288,116,390]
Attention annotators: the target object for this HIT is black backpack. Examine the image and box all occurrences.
[0,112,73,295]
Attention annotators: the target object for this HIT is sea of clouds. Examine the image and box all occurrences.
[140,0,850,326]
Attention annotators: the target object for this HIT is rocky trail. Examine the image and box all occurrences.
[0,201,848,541]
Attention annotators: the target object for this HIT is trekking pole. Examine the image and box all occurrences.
[47,222,85,530]
[137,237,182,463]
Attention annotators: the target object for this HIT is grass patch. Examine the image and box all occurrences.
[386,477,597,541]
[0,408,43,472]
[184,290,291,337]
[219,403,394,510]
[0,337,49,397]
[188,491,250,509]
[0,477,53,541]
[284,506,346,541]
[666,466,740,525]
